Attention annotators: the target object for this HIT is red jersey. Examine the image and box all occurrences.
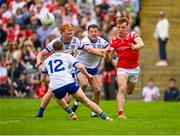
[110,31,139,69]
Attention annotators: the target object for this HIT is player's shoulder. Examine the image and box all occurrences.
[62,53,73,58]
[111,37,118,42]
[98,36,108,42]
[72,36,80,44]
[110,37,118,44]
[81,36,90,43]
[129,31,139,38]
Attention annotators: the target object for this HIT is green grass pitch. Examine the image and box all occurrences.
[0,98,180,135]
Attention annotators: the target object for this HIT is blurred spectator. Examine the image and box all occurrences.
[0,60,8,79]
[13,71,30,98]
[11,0,25,15]
[1,3,12,23]
[30,71,47,99]
[164,78,180,101]
[17,25,33,43]
[154,11,169,66]
[27,16,41,33]
[5,41,18,70]
[34,82,47,99]
[101,58,117,100]
[13,7,27,25]
[0,20,7,45]
[0,77,10,97]
[30,33,42,50]
[0,61,11,97]
[5,23,18,42]
[61,0,79,26]
[142,78,160,102]
[77,0,94,16]
[36,24,53,45]
[13,40,36,72]
[0,20,7,58]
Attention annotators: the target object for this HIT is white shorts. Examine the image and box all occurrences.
[117,66,140,83]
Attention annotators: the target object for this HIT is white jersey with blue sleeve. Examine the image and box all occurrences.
[76,36,109,69]
[41,53,79,90]
[44,36,83,56]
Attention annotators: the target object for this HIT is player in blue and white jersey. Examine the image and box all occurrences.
[72,24,109,117]
[41,40,112,121]
[35,23,106,118]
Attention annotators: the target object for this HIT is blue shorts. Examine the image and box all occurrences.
[76,67,99,76]
[52,82,80,99]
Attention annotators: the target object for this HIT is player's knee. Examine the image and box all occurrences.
[43,91,52,99]
[80,80,88,90]
[93,85,102,92]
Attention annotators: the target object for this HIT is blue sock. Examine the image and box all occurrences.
[99,112,108,120]
[65,107,74,116]
[37,107,45,117]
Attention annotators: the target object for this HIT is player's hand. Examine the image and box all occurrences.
[101,52,106,57]
[129,43,135,50]
[106,47,113,53]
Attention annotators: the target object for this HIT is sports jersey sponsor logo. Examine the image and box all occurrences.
[116,46,131,51]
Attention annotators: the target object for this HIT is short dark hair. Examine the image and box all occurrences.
[149,78,155,82]
[116,17,129,26]
[169,78,176,82]
[52,40,64,51]
[88,24,99,31]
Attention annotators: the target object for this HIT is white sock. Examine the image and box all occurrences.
[74,100,80,106]
[91,111,97,116]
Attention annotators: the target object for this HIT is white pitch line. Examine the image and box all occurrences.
[0,120,22,124]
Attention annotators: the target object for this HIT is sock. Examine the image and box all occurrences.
[74,100,80,106]
[99,112,108,120]
[118,111,123,116]
[37,107,45,117]
[64,107,74,116]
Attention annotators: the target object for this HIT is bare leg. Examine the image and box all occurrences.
[40,88,52,108]
[55,97,78,120]
[71,72,89,112]
[72,88,112,121]
[36,88,52,117]
[77,72,89,92]
[90,75,102,105]
[116,74,128,115]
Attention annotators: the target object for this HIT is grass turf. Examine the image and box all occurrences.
[0,98,180,135]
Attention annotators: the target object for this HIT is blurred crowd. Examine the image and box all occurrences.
[0,0,141,98]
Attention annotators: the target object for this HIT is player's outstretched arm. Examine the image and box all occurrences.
[36,50,49,67]
[74,63,93,80]
[105,47,115,61]
[83,46,105,57]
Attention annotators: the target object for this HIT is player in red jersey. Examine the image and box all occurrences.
[108,17,144,118]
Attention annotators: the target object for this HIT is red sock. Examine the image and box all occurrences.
[118,111,123,116]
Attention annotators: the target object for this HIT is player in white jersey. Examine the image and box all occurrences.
[35,23,106,118]
[72,24,109,117]
[41,40,112,121]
